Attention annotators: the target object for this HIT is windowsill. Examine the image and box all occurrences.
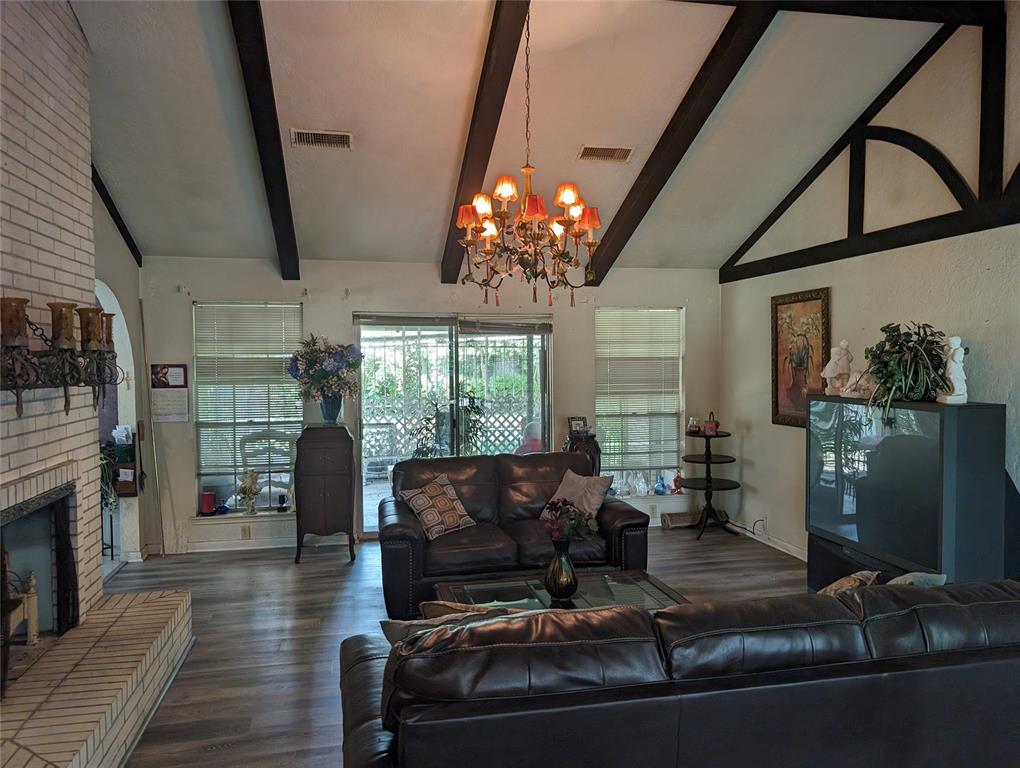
[193,510,294,523]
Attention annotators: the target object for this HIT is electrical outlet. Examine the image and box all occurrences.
[240,525,251,540]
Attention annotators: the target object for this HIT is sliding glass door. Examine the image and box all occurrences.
[356,315,551,533]
[456,317,550,456]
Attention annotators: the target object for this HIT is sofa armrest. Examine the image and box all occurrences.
[379,497,427,619]
[341,635,395,768]
[597,498,649,569]
[379,497,427,544]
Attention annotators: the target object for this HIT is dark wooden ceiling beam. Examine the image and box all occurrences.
[440,1,530,284]
[720,198,1020,283]
[228,0,300,281]
[92,164,142,267]
[720,23,957,272]
[684,1,1002,26]
[587,3,778,285]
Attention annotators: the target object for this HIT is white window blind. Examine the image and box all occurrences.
[193,303,303,505]
[595,308,684,472]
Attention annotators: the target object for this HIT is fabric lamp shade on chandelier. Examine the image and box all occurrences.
[457,10,600,307]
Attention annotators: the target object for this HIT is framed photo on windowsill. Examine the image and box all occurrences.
[567,416,589,436]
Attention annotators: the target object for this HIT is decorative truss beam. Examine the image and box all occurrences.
[228,0,301,281]
[440,1,530,284]
[588,2,778,285]
[92,164,142,267]
[864,126,977,209]
[721,24,957,274]
[720,7,1016,284]
[684,1,1003,26]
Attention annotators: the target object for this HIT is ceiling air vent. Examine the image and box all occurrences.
[577,145,633,163]
[290,128,352,150]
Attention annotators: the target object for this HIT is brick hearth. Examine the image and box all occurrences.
[1,590,192,768]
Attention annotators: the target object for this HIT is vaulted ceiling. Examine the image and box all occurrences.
[73,0,1008,281]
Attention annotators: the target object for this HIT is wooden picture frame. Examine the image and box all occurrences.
[567,416,588,435]
[771,288,830,428]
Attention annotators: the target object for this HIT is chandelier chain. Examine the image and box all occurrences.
[524,11,531,168]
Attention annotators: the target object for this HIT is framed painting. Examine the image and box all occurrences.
[771,288,830,427]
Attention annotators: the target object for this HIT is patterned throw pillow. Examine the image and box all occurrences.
[399,473,475,541]
[817,570,879,597]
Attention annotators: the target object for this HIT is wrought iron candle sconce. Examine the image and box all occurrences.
[1,297,121,417]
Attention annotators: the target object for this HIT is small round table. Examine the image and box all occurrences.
[682,430,740,540]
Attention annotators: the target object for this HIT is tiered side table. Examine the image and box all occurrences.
[682,430,740,540]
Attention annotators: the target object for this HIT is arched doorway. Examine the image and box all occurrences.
[94,280,141,577]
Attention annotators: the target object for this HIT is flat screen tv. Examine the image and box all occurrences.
[807,398,941,572]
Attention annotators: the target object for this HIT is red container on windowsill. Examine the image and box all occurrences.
[199,492,217,516]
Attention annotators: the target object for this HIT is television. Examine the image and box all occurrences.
[806,395,1008,585]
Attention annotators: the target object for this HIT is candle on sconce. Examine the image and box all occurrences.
[47,302,77,349]
[101,313,115,351]
[76,307,104,351]
[1,297,30,347]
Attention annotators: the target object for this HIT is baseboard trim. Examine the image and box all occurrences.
[727,520,807,561]
[187,534,350,553]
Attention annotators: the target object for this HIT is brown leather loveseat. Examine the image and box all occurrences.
[342,580,1020,767]
[378,452,649,619]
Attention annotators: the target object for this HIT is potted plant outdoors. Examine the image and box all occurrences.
[864,322,955,426]
[541,498,599,601]
[288,334,363,424]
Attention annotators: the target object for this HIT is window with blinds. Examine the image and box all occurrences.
[595,308,684,474]
[193,303,303,511]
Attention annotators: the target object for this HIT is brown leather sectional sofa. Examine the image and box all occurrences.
[342,579,1020,767]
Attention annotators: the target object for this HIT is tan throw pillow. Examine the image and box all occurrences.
[398,473,475,541]
[420,600,527,619]
[543,469,613,518]
[817,570,879,597]
[379,607,509,645]
[887,572,948,588]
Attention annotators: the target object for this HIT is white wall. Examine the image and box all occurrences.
[139,258,720,552]
[93,190,163,559]
[716,18,1020,558]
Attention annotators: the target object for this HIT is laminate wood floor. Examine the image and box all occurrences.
[108,526,806,767]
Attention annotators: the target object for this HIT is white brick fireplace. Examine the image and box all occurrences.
[2,4,192,765]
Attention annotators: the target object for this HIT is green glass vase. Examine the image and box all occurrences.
[544,537,578,601]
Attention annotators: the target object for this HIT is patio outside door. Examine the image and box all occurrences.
[356,315,551,534]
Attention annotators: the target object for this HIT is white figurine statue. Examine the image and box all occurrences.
[937,336,967,404]
[841,370,876,398]
[821,339,853,395]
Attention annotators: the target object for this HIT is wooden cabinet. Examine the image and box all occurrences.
[293,425,356,563]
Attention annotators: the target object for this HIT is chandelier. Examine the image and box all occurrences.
[457,10,600,307]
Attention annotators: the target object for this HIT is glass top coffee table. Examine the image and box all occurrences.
[435,570,688,612]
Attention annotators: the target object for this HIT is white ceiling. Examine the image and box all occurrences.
[619,10,939,268]
[482,1,732,238]
[262,0,492,262]
[75,0,946,272]
[75,0,276,260]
